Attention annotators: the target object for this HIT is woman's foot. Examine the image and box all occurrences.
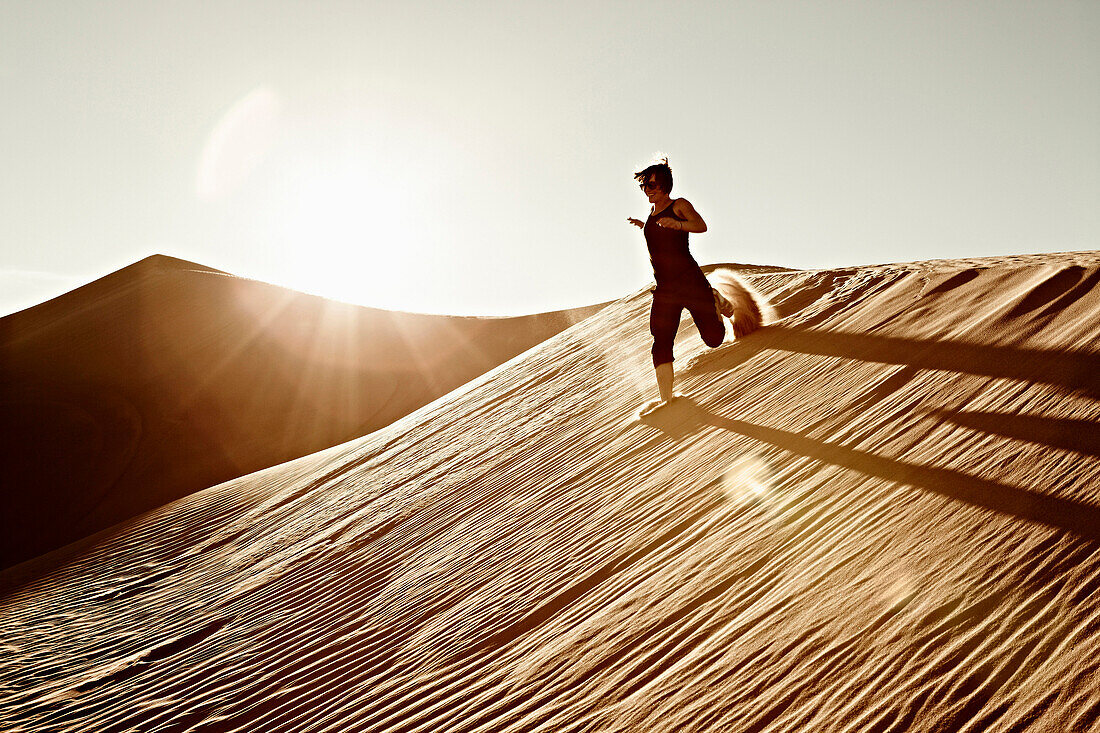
[638,393,684,418]
[712,288,735,318]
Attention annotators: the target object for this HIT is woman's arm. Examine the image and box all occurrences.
[657,198,707,233]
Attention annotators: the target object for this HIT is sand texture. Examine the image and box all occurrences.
[0,255,608,568]
[2,251,1100,732]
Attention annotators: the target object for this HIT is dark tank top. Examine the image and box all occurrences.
[643,201,709,294]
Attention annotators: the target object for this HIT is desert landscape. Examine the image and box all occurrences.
[0,255,608,568]
[2,250,1099,732]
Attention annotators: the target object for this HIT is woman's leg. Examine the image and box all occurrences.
[650,295,682,401]
[688,297,727,348]
[655,362,674,402]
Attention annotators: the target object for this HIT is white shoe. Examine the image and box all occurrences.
[712,288,735,318]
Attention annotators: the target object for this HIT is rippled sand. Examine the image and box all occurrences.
[3,251,1099,732]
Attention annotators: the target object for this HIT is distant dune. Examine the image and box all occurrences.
[0,255,609,568]
[2,251,1100,732]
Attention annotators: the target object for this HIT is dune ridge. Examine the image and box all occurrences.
[2,251,1099,732]
[0,254,609,568]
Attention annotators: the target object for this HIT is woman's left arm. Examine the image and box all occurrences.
[658,198,708,233]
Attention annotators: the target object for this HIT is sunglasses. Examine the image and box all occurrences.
[640,180,661,192]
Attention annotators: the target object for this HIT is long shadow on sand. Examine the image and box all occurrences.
[929,409,1100,458]
[690,325,1100,400]
[640,398,1100,542]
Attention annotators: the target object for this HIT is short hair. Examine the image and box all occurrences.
[634,157,673,194]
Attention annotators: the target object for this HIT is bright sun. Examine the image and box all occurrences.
[197,86,422,311]
[275,164,414,308]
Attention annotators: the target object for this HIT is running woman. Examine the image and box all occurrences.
[627,158,736,406]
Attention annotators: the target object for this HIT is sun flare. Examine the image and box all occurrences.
[196,86,283,202]
[272,164,418,309]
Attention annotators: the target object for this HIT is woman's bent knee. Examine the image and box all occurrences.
[702,326,725,348]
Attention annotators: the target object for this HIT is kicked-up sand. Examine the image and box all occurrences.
[1,250,1099,732]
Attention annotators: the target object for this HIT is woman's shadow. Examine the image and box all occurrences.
[639,395,1100,543]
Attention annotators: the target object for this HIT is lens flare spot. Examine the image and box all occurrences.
[196,86,283,201]
[720,453,774,506]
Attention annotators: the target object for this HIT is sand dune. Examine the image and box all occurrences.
[0,255,609,568]
[2,251,1099,732]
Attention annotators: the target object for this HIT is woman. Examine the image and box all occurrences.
[627,158,759,408]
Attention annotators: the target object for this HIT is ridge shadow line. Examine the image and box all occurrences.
[691,325,1100,398]
[930,409,1100,458]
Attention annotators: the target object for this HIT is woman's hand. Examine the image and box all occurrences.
[656,218,682,230]
[626,217,645,228]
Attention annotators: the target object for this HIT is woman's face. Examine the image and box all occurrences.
[640,174,664,204]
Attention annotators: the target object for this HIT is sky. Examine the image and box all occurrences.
[2,1,1098,316]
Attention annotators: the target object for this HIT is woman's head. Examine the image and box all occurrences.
[634,157,673,195]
